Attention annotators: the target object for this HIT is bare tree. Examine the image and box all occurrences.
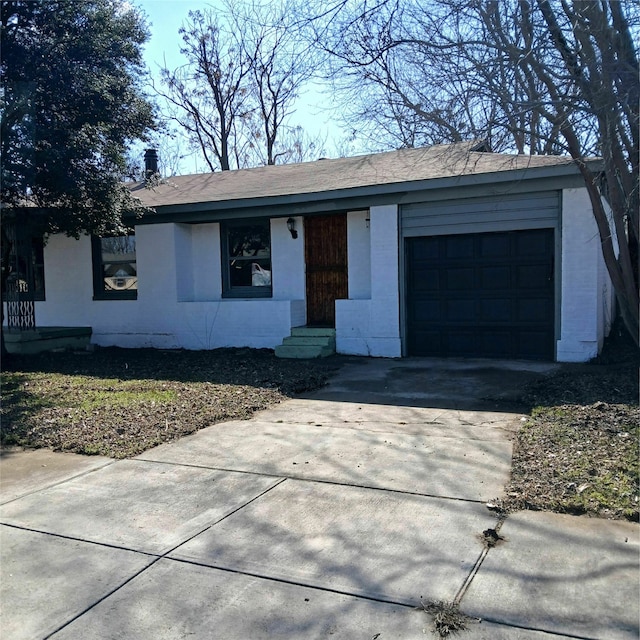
[309,0,568,152]
[157,9,254,171]
[472,0,638,343]
[311,0,639,343]
[156,2,320,170]
[226,0,318,165]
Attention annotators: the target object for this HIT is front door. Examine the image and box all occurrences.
[305,214,348,326]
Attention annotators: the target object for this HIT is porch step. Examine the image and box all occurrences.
[4,326,92,355]
[290,327,336,338]
[275,344,334,359]
[282,335,335,348]
[275,328,336,359]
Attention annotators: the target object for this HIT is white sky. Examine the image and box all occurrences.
[133,0,346,174]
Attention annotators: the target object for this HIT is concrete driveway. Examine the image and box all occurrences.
[1,357,638,639]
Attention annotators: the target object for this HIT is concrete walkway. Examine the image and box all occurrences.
[1,357,638,639]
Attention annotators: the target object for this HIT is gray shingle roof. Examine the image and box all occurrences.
[129,142,584,210]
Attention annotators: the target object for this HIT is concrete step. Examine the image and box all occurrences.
[275,344,335,359]
[290,327,336,338]
[282,336,336,348]
[4,326,92,355]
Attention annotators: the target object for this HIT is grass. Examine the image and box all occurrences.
[419,600,476,637]
[1,347,339,458]
[506,401,639,520]
[2,333,638,521]
[14,373,180,411]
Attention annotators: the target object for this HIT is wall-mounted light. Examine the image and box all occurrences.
[365,214,370,228]
[287,217,298,239]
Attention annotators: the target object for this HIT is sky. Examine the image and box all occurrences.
[132,0,345,174]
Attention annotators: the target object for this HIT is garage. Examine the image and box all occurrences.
[402,192,559,360]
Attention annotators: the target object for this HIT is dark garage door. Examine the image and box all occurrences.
[406,229,555,360]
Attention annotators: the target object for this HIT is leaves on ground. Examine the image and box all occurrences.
[498,344,639,521]
[1,347,339,458]
[503,397,639,521]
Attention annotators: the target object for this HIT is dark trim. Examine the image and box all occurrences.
[1,228,46,302]
[221,287,272,299]
[92,291,138,301]
[1,291,45,302]
[220,218,272,299]
[91,235,138,301]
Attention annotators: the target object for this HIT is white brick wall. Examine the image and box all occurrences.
[32,219,306,350]
[17,189,612,361]
[346,210,371,299]
[271,216,305,303]
[557,188,614,362]
[336,205,402,357]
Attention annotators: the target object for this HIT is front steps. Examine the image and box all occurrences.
[4,326,92,354]
[275,327,336,359]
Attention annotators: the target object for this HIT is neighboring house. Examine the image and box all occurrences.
[7,142,614,362]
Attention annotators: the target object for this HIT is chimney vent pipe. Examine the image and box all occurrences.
[144,149,158,179]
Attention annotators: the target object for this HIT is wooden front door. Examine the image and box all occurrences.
[305,214,348,326]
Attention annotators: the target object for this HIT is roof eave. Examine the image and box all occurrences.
[130,158,602,224]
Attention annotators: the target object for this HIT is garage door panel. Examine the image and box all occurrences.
[411,237,439,258]
[445,331,478,355]
[446,300,476,321]
[518,331,552,357]
[517,298,553,322]
[446,330,512,357]
[480,266,511,289]
[516,264,550,288]
[446,268,475,289]
[410,329,442,353]
[410,268,440,292]
[480,234,510,258]
[479,299,512,322]
[516,230,551,255]
[446,236,474,258]
[412,301,441,321]
[406,229,554,360]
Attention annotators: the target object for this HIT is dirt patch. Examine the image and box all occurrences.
[1,347,341,458]
[496,324,639,521]
[501,397,638,521]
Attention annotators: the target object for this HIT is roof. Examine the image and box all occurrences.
[128,142,596,222]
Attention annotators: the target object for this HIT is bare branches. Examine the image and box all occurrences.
[156,1,319,170]
[157,9,254,171]
[228,0,318,165]
[311,0,638,342]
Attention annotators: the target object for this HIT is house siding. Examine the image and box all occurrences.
[401,190,560,236]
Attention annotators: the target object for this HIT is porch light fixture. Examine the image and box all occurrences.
[287,217,298,239]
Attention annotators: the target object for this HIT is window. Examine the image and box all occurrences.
[221,219,271,298]
[2,229,45,302]
[92,234,137,300]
